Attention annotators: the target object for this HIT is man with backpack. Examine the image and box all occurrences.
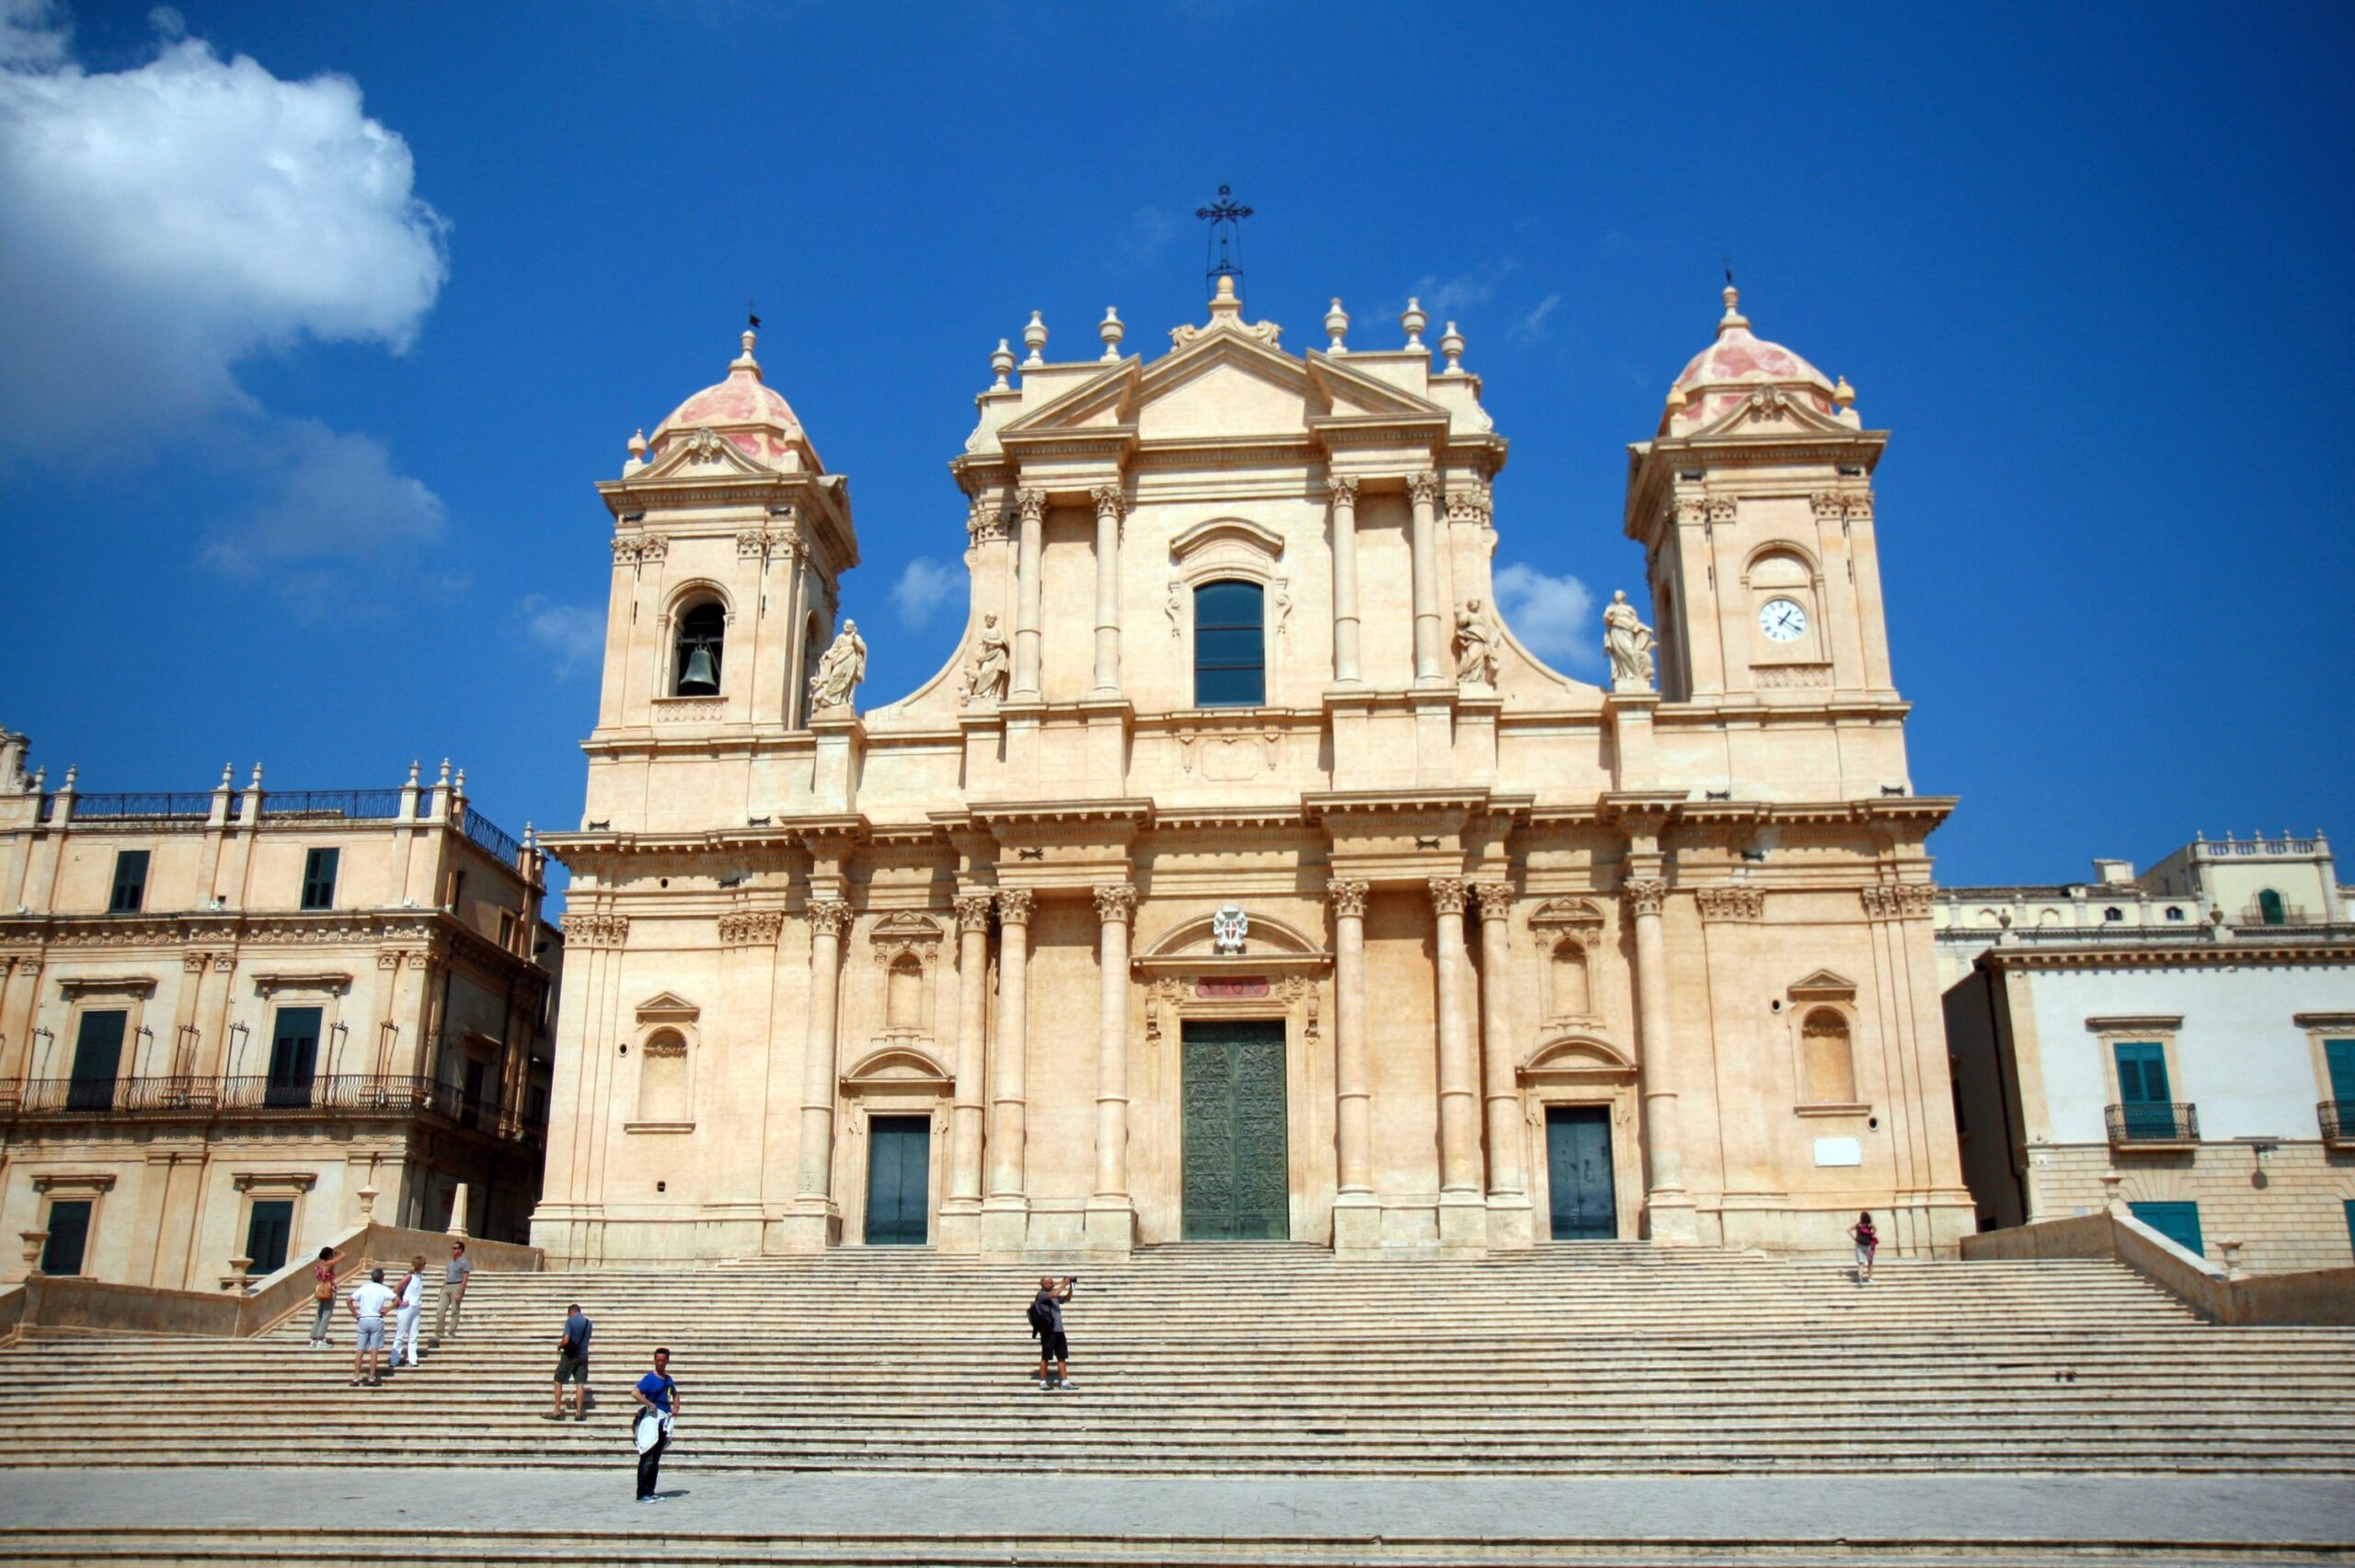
[1028,1275,1074,1391]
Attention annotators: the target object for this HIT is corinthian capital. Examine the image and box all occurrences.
[1623,878,1669,918]
[995,887,1035,926]
[1016,488,1048,525]
[806,898,854,940]
[1089,483,1125,521]
[1093,884,1138,925]
[1428,876,1468,916]
[953,892,995,932]
[1327,475,1360,507]
[1327,877,1369,920]
[1406,470,1441,506]
[1473,883,1515,921]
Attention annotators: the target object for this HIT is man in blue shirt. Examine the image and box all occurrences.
[632,1346,678,1502]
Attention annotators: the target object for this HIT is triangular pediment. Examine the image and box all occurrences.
[635,990,700,1022]
[1788,968,1859,1000]
[1686,383,1855,441]
[632,426,776,482]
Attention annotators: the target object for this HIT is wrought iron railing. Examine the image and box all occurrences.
[0,1074,543,1138]
[462,805,523,868]
[2322,1100,2353,1143]
[65,792,214,821]
[2106,1102,2200,1144]
[261,789,404,821]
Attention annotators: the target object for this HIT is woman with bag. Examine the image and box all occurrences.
[306,1245,346,1347]
[1847,1212,1879,1284]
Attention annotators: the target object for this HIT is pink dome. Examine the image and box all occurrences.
[649,331,819,469]
[1663,289,1837,434]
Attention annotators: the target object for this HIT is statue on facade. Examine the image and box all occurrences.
[1453,599,1499,687]
[959,613,1009,706]
[1603,589,1655,692]
[807,620,867,715]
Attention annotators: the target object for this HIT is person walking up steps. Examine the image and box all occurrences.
[390,1255,425,1369]
[551,1301,592,1420]
[430,1239,470,1345]
[1029,1275,1074,1391]
[1848,1211,1880,1284]
[631,1347,679,1502]
[348,1267,397,1388]
[306,1245,345,1348]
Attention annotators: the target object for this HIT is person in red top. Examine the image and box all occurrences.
[306,1245,346,1347]
[1847,1212,1879,1284]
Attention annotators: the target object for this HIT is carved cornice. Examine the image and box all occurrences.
[718,910,785,947]
[995,887,1035,926]
[562,912,628,950]
[1696,887,1765,921]
[1429,876,1469,917]
[1093,884,1138,925]
[1860,884,1936,921]
[1472,883,1514,921]
[1624,878,1670,918]
[1327,878,1369,921]
[806,898,854,940]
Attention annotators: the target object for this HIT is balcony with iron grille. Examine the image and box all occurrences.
[2322,1099,2355,1149]
[0,1074,546,1142]
[2106,1101,2200,1149]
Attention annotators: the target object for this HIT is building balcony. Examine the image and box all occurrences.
[0,1074,546,1142]
[2106,1102,2200,1149]
[2322,1099,2355,1149]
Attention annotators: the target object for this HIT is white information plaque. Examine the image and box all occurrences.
[1812,1136,1863,1168]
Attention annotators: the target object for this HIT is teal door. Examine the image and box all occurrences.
[1545,1106,1618,1240]
[2325,1039,2355,1106]
[2131,1200,2203,1257]
[2114,1042,2175,1138]
[65,1011,126,1112]
[1181,1021,1289,1240]
[863,1116,930,1245]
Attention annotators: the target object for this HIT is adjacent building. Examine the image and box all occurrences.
[0,734,560,1290]
[1942,832,2355,1273]
[533,279,1973,1265]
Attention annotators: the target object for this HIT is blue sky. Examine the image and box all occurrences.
[1,0,2349,894]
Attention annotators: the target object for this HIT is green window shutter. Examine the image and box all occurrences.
[300,847,339,910]
[2325,1039,2355,1105]
[108,850,149,913]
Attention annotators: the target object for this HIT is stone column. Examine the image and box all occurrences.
[939,891,994,1251]
[1329,878,1376,1253]
[1473,883,1530,1241]
[1087,883,1137,1250]
[1089,483,1124,698]
[982,887,1033,1249]
[791,898,853,1238]
[1012,488,1046,699]
[1407,470,1444,685]
[1431,876,1485,1248]
[1327,475,1362,685]
[1626,876,1696,1241]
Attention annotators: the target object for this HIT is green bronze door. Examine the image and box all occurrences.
[1181,1020,1290,1240]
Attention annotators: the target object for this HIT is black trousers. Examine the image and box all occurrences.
[636,1428,668,1497]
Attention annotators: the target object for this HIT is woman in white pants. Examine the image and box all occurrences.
[391,1254,426,1368]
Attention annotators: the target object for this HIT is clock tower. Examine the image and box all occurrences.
[1625,288,1898,715]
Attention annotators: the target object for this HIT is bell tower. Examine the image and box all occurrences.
[1625,289,1894,708]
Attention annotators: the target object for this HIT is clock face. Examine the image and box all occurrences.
[1759,598,1809,643]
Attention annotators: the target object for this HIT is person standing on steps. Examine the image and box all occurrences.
[389,1255,426,1369]
[552,1301,592,1420]
[348,1267,397,1388]
[1848,1212,1879,1284]
[430,1239,471,1346]
[632,1346,679,1502]
[306,1245,345,1348]
[1029,1275,1074,1391]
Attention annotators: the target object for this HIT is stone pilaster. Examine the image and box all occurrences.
[937,890,994,1253]
[1430,876,1486,1249]
[1626,876,1697,1242]
[1012,488,1045,699]
[1089,484,1125,698]
[1474,882,1534,1247]
[1327,878,1376,1254]
[1086,883,1138,1252]
[982,887,1034,1251]
[1327,476,1362,686]
[1407,470,1444,686]
[783,897,852,1250]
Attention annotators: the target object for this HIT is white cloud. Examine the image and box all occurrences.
[1492,563,1601,670]
[1406,259,1520,318]
[890,556,959,629]
[1119,203,1178,263]
[519,594,605,680]
[202,418,447,574]
[1510,292,1563,344]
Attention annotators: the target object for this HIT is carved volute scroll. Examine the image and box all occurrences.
[1623,878,1669,918]
[1428,876,1468,917]
[1406,470,1441,507]
[1094,884,1138,926]
[995,887,1035,927]
[953,892,994,933]
[1327,878,1369,921]
[807,898,854,940]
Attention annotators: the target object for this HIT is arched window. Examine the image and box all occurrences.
[1193,579,1264,707]
[886,955,924,1031]
[673,602,725,695]
[1801,1007,1856,1104]
[1547,938,1591,1020]
[2257,888,2286,925]
[796,613,823,727]
[2103,907,2123,922]
[2165,906,2186,921]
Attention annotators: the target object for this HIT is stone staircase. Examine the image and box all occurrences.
[0,1242,2350,1478]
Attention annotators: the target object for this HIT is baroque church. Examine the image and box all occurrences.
[531,275,1971,1264]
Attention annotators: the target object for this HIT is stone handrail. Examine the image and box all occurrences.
[0,1220,542,1342]
[1961,1210,2355,1325]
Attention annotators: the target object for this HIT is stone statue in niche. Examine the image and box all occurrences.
[1453,599,1499,687]
[959,613,1009,706]
[807,620,867,715]
[1603,590,1655,692]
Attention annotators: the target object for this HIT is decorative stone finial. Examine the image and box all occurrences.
[1022,311,1048,366]
[1325,298,1350,354]
[1439,321,1465,374]
[1664,385,1688,414]
[523,821,535,849]
[732,329,761,378]
[1099,307,1124,361]
[1832,374,1855,409]
[1209,273,1243,324]
[220,763,236,789]
[989,338,1015,391]
[437,759,451,786]
[62,764,76,792]
[406,759,420,786]
[1401,297,1427,349]
[454,767,466,794]
[1718,284,1749,336]
[245,763,261,790]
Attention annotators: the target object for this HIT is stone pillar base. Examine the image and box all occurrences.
[980,1202,1031,1253]
[1438,1192,1488,1253]
[1083,1200,1136,1253]
[772,1205,840,1253]
[1645,1191,1700,1245]
[1331,1196,1382,1257]
[1484,1196,1536,1250]
[935,1205,982,1254]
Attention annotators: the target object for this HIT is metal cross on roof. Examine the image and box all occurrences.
[1196,185,1252,300]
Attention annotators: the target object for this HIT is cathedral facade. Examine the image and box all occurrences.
[531,279,1971,1264]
